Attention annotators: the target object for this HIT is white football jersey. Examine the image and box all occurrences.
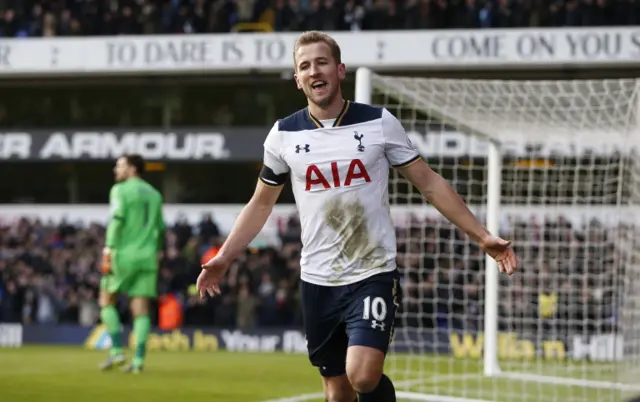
[260,101,420,286]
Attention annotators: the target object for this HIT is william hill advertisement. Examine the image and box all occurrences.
[448,332,566,361]
[447,331,623,362]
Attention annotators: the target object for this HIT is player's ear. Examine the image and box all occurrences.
[337,63,346,81]
[294,72,303,90]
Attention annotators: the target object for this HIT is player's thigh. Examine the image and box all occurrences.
[128,269,158,301]
[100,253,135,300]
[322,375,357,402]
[345,271,401,392]
[300,279,349,378]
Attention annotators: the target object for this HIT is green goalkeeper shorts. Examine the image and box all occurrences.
[100,256,158,298]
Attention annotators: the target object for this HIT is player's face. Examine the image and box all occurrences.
[113,157,132,182]
[294,42,346,108]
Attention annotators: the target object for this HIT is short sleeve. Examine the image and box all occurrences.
[260,122,290,187]
[109,184,124,220]
[382,108,421,168]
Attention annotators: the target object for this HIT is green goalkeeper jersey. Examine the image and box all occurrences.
[106,177,164,270]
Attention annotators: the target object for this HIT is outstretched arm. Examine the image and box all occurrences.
[216,180,283,262]
[198,180,283,296]
[396,160,489,245]
[397,159,517,275]
[216,121,288,263]
[381,108,517,275]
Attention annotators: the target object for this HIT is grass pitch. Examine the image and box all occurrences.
[0,346,634,402]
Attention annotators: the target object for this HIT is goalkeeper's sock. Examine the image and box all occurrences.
[100,305,123,357]
[357,374,396,402]
[132,315,151,367]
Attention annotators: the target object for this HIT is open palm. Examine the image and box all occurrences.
[196,255,231,298]
[480,236,518,276]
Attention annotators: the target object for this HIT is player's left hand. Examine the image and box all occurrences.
[197,254,232,298]
[479,236,518,276]
[196,269,223,298]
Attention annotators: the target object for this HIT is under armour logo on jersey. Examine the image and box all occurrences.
[354,132,364,152]
[371,320,385,331]
[296,144,310,153]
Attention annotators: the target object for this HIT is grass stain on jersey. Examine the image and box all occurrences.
[323,196,386,277]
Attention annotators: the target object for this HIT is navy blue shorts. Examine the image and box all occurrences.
[300,270,401,377]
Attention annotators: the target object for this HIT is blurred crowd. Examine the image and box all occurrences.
[0,211,624,339]
[398,214,624,339]
[0,0,637,37]
[0,213,304,329]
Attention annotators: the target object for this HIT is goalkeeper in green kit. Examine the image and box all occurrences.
[98,154,165,374]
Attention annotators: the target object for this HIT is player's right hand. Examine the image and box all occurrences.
[197,255,231,298]
[101,247,112,275]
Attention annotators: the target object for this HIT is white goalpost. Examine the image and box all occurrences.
[355,67,640,402]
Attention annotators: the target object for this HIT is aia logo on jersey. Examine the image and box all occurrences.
[305,159,371,191]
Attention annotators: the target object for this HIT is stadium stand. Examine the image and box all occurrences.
[0,211,618,345]
[0,0,638,37]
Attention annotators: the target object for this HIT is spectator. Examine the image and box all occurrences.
[78,286,100,327]
[199,213,220,246]
[236,282,260,329]
[0,0,632,38]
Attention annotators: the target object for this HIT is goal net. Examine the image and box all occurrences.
[354,68,640,402]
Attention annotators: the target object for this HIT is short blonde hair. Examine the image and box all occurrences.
[293,31,342,68]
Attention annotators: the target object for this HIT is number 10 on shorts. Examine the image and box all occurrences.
[362,296,387,331]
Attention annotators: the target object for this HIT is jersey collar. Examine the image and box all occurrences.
[307,100,350,129]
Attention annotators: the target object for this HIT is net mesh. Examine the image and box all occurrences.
[367,74,640,402]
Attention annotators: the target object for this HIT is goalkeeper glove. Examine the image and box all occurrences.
[101,247,112,275]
